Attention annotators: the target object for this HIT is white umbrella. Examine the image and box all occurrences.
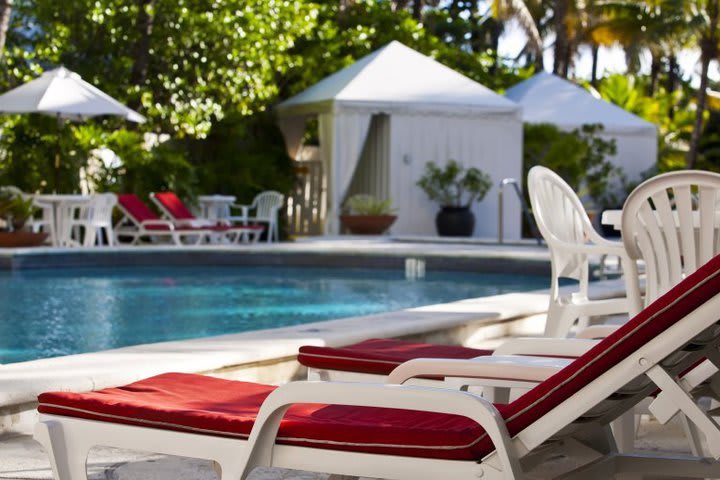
[0,66,146,190]
[0,66,145,122]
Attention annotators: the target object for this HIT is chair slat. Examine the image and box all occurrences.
[698,186,716,265]
[650,190,682,282]
[674,186,697,272]
[638,201,670,294]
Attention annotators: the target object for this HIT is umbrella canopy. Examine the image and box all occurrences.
[0,66,145,123]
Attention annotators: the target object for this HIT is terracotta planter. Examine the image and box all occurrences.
[340,215,397,235]
[0,231,49,248]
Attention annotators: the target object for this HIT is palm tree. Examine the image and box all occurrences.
[686,0,720,169]
[491,0,545,68]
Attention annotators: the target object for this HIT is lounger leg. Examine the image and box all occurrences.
[34,420,90,480]
[610,412,635,453]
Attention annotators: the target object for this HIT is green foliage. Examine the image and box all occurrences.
[0,186,37,230]
[597,73,695,173]
[188,111,295,204]
[417,160,492,207]
[344,194,396,216]
[523,123,625,208]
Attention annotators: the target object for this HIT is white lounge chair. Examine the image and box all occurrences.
[527,165,634,336]
[35,255,720,480]
[114,194,226,245]
[228,190,284,243]
[150,191,263,243]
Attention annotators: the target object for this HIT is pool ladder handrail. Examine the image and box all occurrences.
[498,178,542,245]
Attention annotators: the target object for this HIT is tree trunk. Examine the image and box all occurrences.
[553,0,570,77]
[0,0,13,60]
[667,53,678,120]
[688,1,719,169]
[648,51,661,96]
[129,0,155,110]
[590,43,599,86]
[411,0,423,20]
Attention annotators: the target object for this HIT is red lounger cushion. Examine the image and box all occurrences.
[298,338,493,376]
[118,194,160,223]
[38,372,504,460]
[154,192,195,220]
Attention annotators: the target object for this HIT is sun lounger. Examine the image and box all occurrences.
[35,254,720,480]
[150,191,264,243]
[116,194,262,245]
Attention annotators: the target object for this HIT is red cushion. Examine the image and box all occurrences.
[118,194,160,223]
[38,372,503,460]
[501,253,720,439]
[299,338,493,376]
[154,192,195,220]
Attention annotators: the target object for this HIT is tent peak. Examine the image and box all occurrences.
[278,41,518,116]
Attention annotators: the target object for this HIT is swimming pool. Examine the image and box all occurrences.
[0,266,548,364]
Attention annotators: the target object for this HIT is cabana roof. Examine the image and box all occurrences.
[278,41,519,117]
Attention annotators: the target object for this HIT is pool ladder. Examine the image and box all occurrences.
[498,178,542,245]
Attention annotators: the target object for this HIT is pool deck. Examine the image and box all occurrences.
[0,236,553,273]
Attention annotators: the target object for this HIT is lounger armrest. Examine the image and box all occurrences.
[241,381,522,478]
[492,337,599,357]
[140,219,176,230]
[575,324,621,339]
[387,355,572,386]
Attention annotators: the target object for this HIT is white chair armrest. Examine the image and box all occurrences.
[492,337,599,357]
[386,355,572,386]
[241,381,522,478]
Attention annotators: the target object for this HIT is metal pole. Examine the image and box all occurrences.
[498,187,504,244]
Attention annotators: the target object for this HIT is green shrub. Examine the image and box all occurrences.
[344,194,396,215]
[417,160,492,207]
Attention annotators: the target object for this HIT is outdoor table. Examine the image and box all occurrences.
[198,195,236,221]
[33,194,91,247]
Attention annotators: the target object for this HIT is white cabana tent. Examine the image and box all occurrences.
[505,72,657,182]
[277,41,523,239]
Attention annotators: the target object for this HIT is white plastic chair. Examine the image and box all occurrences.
[67,193,118,247]
[229,191,284,243]
[27,198,55,244]
[622,170,720,315]
[527,166,634,337]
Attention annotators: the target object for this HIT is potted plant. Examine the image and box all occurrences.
[0,188,47,247]
[417,160,492,237]
[339,194,397,235]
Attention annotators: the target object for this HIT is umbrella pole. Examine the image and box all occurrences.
[54,113,61,193]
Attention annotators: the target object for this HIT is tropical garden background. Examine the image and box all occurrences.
[0,0,717,206]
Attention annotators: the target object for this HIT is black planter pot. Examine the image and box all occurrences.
[435,206,475,237]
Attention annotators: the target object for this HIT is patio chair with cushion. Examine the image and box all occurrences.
[35,254,720,480]
[228,190,284,243]
[148,192,263,244]
[528,165,634,337]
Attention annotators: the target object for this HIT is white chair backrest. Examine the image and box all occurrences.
[622,170,720,307]
[85,193,118,226]
[252,191,284,220]
[528,166,599,281]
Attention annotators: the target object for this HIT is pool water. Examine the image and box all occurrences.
[0,266,548,364]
